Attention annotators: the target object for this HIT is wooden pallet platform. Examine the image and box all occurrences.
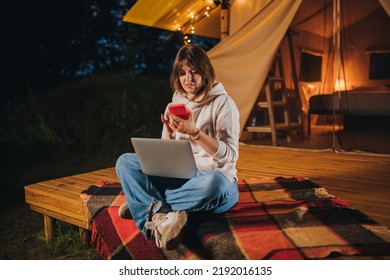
[24,144,390,250]
[24,167,118,243]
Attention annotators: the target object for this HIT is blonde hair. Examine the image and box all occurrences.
[170,44,216,101]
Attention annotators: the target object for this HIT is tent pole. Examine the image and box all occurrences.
[332,0,341,152]
[287,30,304,139]
[220,0,230,40]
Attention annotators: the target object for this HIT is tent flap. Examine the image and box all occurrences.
[208,0,302,132]
[379,0,390,16]
[123,0,221,38]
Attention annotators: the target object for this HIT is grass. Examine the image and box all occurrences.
[42,222,100,260]
[0,202,100,259]
[0,155,109,259]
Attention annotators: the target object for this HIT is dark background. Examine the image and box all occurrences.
[0,0,219,206]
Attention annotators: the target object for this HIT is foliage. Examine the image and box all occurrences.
[0,203,100,259]
[2,0,219,108]
[1,72,172,203]
[42,221,101,260]
[2,0,182,107]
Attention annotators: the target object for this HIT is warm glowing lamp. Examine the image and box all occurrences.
[335,79,346,91]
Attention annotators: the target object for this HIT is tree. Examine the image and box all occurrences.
[1,0,218,108]
[2,0,137,105]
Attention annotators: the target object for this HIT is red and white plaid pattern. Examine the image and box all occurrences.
[81,177,390,260]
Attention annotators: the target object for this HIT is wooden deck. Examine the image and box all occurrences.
[25,144,390,246]
[237,144,390,229]
[24,167,119,242]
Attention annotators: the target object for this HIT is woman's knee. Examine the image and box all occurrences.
[115,153,139,174]
[194,171,238,213]
[201,171,231,198]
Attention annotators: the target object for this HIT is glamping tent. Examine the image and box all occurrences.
[123,0,390,149]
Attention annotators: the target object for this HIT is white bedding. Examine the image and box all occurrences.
[309,85,390,116]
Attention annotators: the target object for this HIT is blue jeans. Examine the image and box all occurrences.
[115,153,239,235]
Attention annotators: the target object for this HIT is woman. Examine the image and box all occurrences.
[115,44,240,250]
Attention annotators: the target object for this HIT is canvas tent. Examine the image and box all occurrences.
[123,0,390,141]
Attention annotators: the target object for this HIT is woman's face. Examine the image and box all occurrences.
[179,62,202,95]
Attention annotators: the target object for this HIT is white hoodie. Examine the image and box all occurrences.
[162,82,240,181]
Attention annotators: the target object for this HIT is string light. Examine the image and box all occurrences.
[205,5,210,17]
[183,35,191,45]
[176,1,219,45]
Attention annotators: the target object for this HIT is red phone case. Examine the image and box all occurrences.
[167,104,189,120]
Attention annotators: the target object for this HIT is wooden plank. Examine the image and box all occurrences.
[25,190,84,221]
[49,177,96,190]
[245,126,272,133]
[89,167,117,176]
[73,172,117,183]
[30,205,88,229]
[25,183,82,202]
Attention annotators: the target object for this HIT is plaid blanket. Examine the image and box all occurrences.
[80,177,390,260]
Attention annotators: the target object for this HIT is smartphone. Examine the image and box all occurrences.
[167,103,189,120]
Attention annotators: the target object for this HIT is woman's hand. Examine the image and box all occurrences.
[161,113,176,139]
[166,110,219,155]
[166,110,198,136]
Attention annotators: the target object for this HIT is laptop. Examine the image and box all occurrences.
[131,137,198,179]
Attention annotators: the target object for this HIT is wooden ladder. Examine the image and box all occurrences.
[245,32,304,146]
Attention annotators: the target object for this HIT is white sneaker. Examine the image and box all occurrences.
[118,203,132,219]
[145,211,187,250]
